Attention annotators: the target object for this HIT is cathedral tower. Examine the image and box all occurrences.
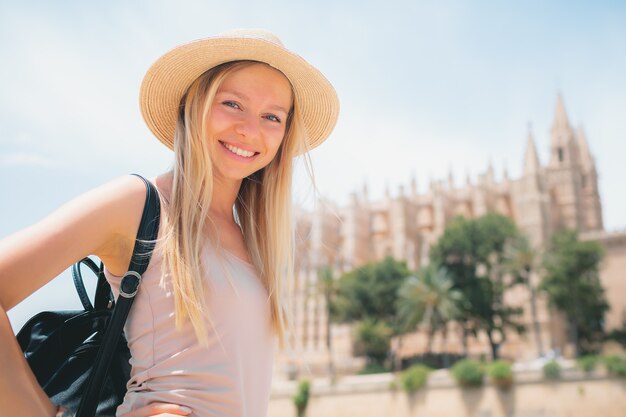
[512,127,551,247]
[545,94,586,231]
[576,126,604,231]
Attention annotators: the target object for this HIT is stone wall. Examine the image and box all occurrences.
[268,370,626,417]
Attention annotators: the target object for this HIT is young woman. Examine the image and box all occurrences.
[0,29,339,417]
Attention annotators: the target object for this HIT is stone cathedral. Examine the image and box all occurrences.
[276,95,626,377]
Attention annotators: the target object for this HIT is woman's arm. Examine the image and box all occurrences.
[0,175,149,416]
[0,175,148,309]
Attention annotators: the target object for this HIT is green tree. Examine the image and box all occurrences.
[541,229,608,355]
[504,235,544,357]
[429,213,526,360]
[332,257,409,325]
[396,265,463,367]
[607,312,626,349]
[332,257,410,369]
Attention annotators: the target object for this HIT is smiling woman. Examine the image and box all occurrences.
[0,29,339,417]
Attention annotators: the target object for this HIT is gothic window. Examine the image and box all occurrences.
[582,174,587,188]
[558,147,564,162]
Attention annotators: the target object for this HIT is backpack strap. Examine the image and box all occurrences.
[76,174,161,417]
[70,257,102,311]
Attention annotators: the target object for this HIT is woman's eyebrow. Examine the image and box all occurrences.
[267,104,290,115]
[219,89,249,101]
[219,89,290,114]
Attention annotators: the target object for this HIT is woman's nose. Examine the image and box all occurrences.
[234,114,261,139]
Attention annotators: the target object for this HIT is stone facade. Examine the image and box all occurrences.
[276,95,626,377]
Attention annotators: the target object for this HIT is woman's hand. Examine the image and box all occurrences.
[119,402,193,417]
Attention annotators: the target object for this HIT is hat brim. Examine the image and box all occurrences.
[140,36,339,153]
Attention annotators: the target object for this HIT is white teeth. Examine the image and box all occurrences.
[223,142,255,157]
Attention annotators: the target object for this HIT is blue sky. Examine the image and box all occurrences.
[2,1,626,328]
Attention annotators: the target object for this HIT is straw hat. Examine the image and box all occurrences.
[140,29,339,152]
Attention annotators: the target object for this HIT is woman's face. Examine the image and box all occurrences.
[207,63,293,183]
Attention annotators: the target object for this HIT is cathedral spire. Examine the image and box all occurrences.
[486,158,495,183]
[524,125,541,175]
[550,93,576,167]
[552,93,572,132]
[410,173,418,197]
[577,125,594,169]
[362,181,369,201]
[447,167,454,189]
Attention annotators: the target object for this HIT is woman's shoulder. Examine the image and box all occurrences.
[85,174,167,275]
[99,174,155,201]
[93,173,170,214]
[89,175,154,229]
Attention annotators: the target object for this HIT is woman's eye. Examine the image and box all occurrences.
[264,114,281,123]
[222,101,240,109]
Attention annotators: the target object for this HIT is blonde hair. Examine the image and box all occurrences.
[159,60,304,349]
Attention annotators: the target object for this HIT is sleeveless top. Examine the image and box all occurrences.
[104,194,276,417]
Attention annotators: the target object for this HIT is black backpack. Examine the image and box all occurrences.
[17,174,160,417]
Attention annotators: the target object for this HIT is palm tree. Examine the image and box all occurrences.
[393,277,425,372]
[504,236,544,357]
[316,265,337,382]
[397,265,463,368]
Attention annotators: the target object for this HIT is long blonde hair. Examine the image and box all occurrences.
[159,60,304,349]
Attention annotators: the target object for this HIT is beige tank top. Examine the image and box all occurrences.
[104,204,276,417]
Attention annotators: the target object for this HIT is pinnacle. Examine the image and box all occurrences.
[524,128,541,175]
[552,93,572,132]
[577,125,594,168]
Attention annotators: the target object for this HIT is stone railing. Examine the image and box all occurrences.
[269,367,626,417]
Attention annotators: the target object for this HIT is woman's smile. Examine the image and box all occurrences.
[219,140,260,160]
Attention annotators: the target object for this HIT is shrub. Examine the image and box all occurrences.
[401,364,431,393]
[359,362,390,375]
[603,355,626,377]
[451,359,484,387]
[488,360,513,389]
[577,355,599,373]
[543,360,561,380]
[353,319,393,368]
[293,379,311,417]
[401,352,466,369]
[389,378,399,391]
